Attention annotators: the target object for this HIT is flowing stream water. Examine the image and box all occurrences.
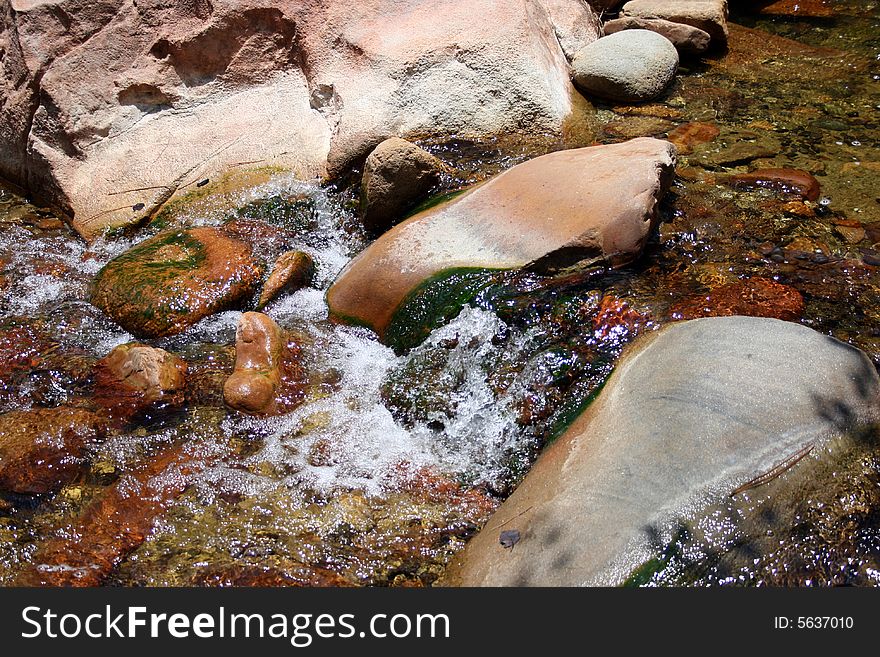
[1,0,880,586]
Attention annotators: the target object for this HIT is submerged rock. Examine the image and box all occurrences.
[444,316,880,586]
[223,312,307,416]
[327,138,676,349]
[665,121,719,154]
[726,168,821,202]
[621,0,729,47]
[257,250,315,309]
[603,16,711,56]
[572,30,679,103]
[90,226,263,338]
[0,407,106,495]
[670,277,805,321]
[94,343,187,421]
[360,138,444,235]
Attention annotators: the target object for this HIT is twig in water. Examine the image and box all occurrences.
[729,443,815,497]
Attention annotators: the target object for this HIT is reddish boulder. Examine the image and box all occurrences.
[94,343,187,420]
[257,251,315,309]
[223,312,308,415]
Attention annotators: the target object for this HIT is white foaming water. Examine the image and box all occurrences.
[2,175,534,500]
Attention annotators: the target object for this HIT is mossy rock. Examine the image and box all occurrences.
[91,227,263,338]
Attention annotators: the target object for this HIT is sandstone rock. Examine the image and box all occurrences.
[257,250,316,309]
[726,168,821,202]
[223,312,307,415]
[603,16,711,55]
[665,121,719,154]
[327,138,676,346]
[572,30,679,103]
[360,138,444,235]
[18,440,213,586]
[94,343,187,420]
[444,316,880,586]
[90,226,263,338]
[0,407,106,495]
[671,277,805,321]
[1,0,601,239]
[622,0,729,46]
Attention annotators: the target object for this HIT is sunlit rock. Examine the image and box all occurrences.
[94,343,187,421]
[444,316,880,586]
[90,226,263,338]
[223,312,307,415]
[257,250,315,309]
[360,138,444,235]
[621,0,729,46]
[327,138,676,350]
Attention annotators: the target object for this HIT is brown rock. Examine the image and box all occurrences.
[0,407,106,495]
[666,121,719,154]
[360,138,444,235]
[592,295,650,340]
[327,138,677,343]
[90,226,263,339]
[223,312,308,415]
[94,343,187,420]
[755,0,834,18]
[257,251,316,309]
[18,441,214,586]
[603,16,711,55]
[670,277,805,321]
[727,168,821,201]
[621,0,729,46]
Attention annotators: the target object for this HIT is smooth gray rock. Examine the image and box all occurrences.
[603,16,711,55]
[444,316,880,586]
[572,30,679,102]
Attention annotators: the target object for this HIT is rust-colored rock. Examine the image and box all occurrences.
[223,312,308,415]
[18,441,212,586]
[754,0,834,18]
[0,407,106,495]
[592,295,650,341]
[257,251,315,309]
[666,122,720,155]
[671,277,804,321]
[94,343,187,421]
[327,138,677,341]
[90,226,263,338]
[727,168,821,201]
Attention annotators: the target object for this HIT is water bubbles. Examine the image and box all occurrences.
[819,197,832,206]
[851,140,862,146]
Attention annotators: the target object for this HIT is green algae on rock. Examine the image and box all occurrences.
[327,138,677,346]
[90,226,263,338]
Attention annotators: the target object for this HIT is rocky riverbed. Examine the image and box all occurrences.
[1,0,880,587]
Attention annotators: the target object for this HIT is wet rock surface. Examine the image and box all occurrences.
[445,317,880,586]
[360,138,444,235]
[0,407,107,495]
[223,312,308,416]
[327,138,676,346]
[90,226,263,338]
[94,343,187,421]
[257,251,315,309]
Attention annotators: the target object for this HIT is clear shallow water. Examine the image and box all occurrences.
[2,1,880,586]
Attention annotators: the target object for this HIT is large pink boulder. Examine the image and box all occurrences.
[0,0,600,239]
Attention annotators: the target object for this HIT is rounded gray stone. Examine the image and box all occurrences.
[571,29,679,102]
[444,316,880,586]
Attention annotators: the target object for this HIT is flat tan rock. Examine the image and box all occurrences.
[327,138,676,342]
